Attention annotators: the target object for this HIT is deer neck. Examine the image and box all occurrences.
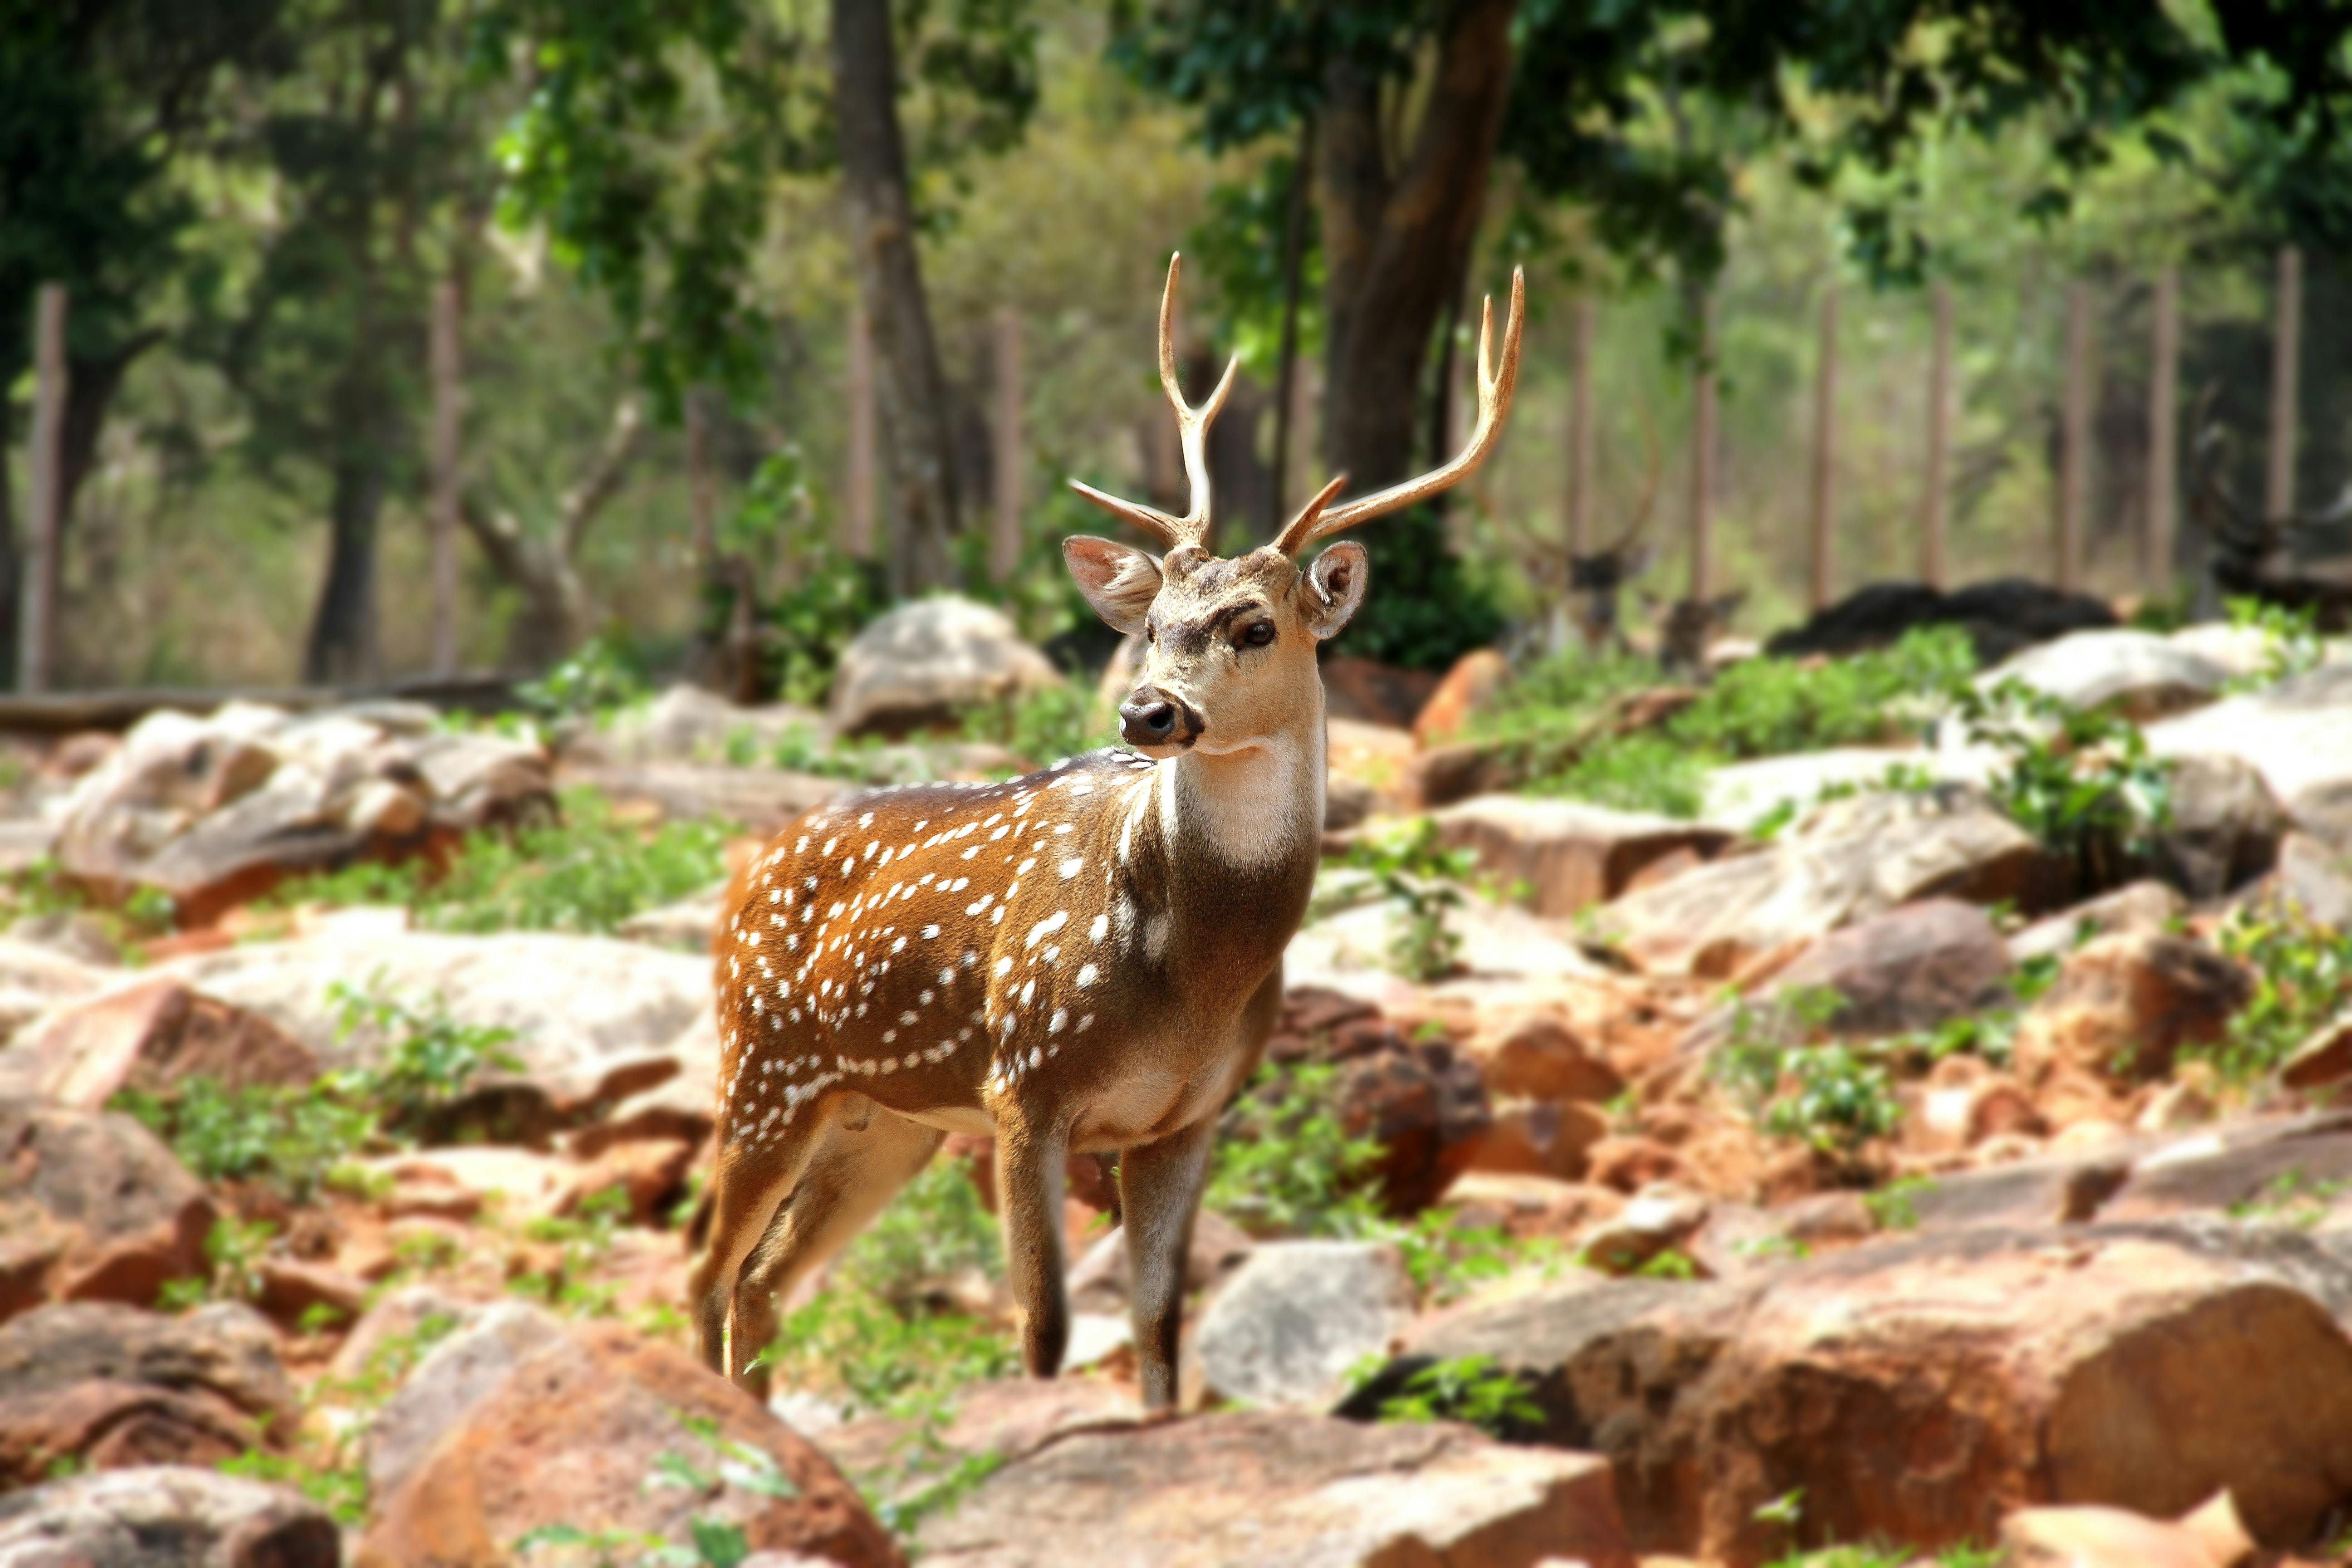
[1156,683,1325,874]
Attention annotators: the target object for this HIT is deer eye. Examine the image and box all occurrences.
[1240,621,1275,648]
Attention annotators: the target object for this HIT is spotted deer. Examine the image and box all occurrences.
[690,254,1524,1408]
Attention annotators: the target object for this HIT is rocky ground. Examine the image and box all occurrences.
[0,598,2349,1568]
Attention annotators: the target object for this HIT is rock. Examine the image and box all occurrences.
[828,597,1059,738]
[1764,577,2117,663]
[327,1285,479,1386]
[1191,1241,1416,1407]
[1457,1100,1610,1182]
[1698,745,2001,833]
[1401,741,1529,811]
[366,1300,560,1501]
[1063,1211,1254,1316]
[1430,796,1731,919]
[1255,989,1492,1215]
[1321,657,1442,730]
[163,930,710,1125]
[1288,882,1600,993]
[1572,1184,1710,1276]
[0,977,318,1109]
[1594,786,2066,977]
[0,940,108,1029]
[250,1259,368,1332]
[2150,754,2291,898]
[2169,621,2278,681]
[915,1409,1633,1568]
[593,684,827,766]
[553,1135,697,1225]
[1464,1011,1624,1103]
[2013,931,2251,1085]
[1743,898,2012,1040]
[360,1315,898,1568]
[2277,830,2352,926]
[1441,1173,1624,1244]
[1999,1494,2256,1568]
[2097,1111,2352,1227]
[0,1102,212,1318]
[1983,627,2231,720]
[2280,1013,2352,1090]
[562,761,840,836]
[2147,661,2352,842]
[1412,649,1513,748]
[2008,879,2185,964]
[1583,1137,1690,1193]
[615,882,727,950]
[1371,1223,2352,1560]
[53,702,552,923]
[0,1465,338,1568]
[0,1303,295,1485]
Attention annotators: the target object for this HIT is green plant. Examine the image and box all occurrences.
[115,1078,376,1204]
[832,1157,1004,1308]
[957,682,1115,771]
[1862,1176,1935,1231]
[2191,904,2352,1085]
[1959,681,2172,891]
[1537,731,1708,818]
[268,787,730,936]
[1387,1209,1559,1304]
[1753,1488,1997,1568]
[0,856,178,960]
[511,1185,633,1316]
[160,1215,279,1308]
[519,634,651,722]
[1207,1062,1385,1237]
[1370,1354,1542,1436]
[1712,988,1900,1156]
[2228,1169,2348,1229]
[1335,817,1479,983]
[220,1449,370,1527]
[2225,596,2326,691]
[329,982,524,1138]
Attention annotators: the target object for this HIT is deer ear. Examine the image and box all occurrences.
[1064,536,1163,636]
[1301,542,1368,639]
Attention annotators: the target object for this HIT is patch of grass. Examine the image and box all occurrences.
[267,787,730,935]
[1371,1354,1542,1436]
[220,1448,370,1528]
[2228,1169,2347,1228]
[1390,1209,1562,1304]
[511,1185,633,1317]
[329,981,524,1138]
[0,856,178,959]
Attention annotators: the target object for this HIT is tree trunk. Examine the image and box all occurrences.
[305,443,390,685]
[832,0,960,595]
[59,331,162,534]
[462,394,642,671]
[1317,0,1515,495]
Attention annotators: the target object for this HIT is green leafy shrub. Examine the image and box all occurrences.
[2191,904,2352,1084]
[1711,986,1901,1156]
[0,857,178,960]
[1957,681,2171,889]
[329,981,524,1139]
[1371,1354,1542,1436]
[1334,817,1478,982]
[1534,731,1708,818]
[1389,1208,1559,1304]
[1208,1062,1385,1237]
[518,635,651,722]
[957,682,1117,771]
[2224,596,2326,691]
[268,787,729,935]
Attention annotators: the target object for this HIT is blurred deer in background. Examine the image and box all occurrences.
[1565,416,1662,654]
[2189,395,2352,630]
[688,255,1525,1410]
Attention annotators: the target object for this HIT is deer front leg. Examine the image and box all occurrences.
[1118,1112,1218,1411]
[994,1112,1071,1380]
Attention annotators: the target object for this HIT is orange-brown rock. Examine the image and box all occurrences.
[1441,1172,1624,1243]
[0,1102,213,1321]
[1999,1491,2256,1568]
[1459,1099,1610,1182]
[2013,931,2251,1085]
[1431,796,1731,920]
[1585,1136,1689,1194]
[553,1135,697,1225]
[1412,649,1514,748]
[0,977,318,1110]
[1466,1011,1628,1103]
[358,1318,900,1568]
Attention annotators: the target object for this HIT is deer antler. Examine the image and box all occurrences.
[1274,266,1525,556]
[1068,253,1240,552]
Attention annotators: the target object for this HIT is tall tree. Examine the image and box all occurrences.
[0,0,289,681]
[478,0,1037,599]
[1112,0,2352,665]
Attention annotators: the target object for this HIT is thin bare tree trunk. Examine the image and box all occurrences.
[1921,281,1951,589]
[991,305,1023,582]
[429,279,461,675]
[845,299,877,557]
[1688,294,1716,603]
[687,386,717,576]
[833,0,960,593]
[1808,282,1838,611]
[1268,118,1314,536]
[2146,265,2179,593]
[2267,245,2302,519]
[21,285,65,694]
[1566,296,1594,558]
[2059,283,2091,593]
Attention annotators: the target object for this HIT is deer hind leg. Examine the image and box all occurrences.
[994,1110,1071,1381]
[1118,1112,1219,1411]
[688,1103,834,1383]
[730,1105,943,1399]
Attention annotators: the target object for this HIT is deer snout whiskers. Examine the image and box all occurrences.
[1118,686,1202,749]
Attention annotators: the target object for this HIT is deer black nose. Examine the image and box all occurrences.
[1120,686,1201,748]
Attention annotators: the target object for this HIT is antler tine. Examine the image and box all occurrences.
[1066,252,1235,552]
[1275,266,1526,556]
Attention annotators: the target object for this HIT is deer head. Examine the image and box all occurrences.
[1063,254,1524,763]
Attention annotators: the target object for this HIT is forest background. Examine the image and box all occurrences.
[6,0,2352,694]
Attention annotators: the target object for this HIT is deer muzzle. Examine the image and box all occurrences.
[1119,686,1204,750]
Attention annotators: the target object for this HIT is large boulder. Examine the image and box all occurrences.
[0,1465,338,1568]
[0,1303,294,1485]
[2146,661,2352,846]
[1594,786,2065,977]
[1699,745,2002,834]
[915,1409,1633,1568]
[52,701,552,923]
[1191,1240,1416,1408]
[590,684,826,765]
[563,760,841,836]
[0,977,317,1109]
[1728,898,2014,1041]
[160,930,712,1124]
[0,1101,212,1322]
[2012,930,2251,1087]
[1983,628,2231,721]
[0,942,108,1049]
[829,597,1059,737]
[1430,796,1730,918]
[358,1312,900,1568]
[2149,754,2292,899]
[1364,1224,2352,1564]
